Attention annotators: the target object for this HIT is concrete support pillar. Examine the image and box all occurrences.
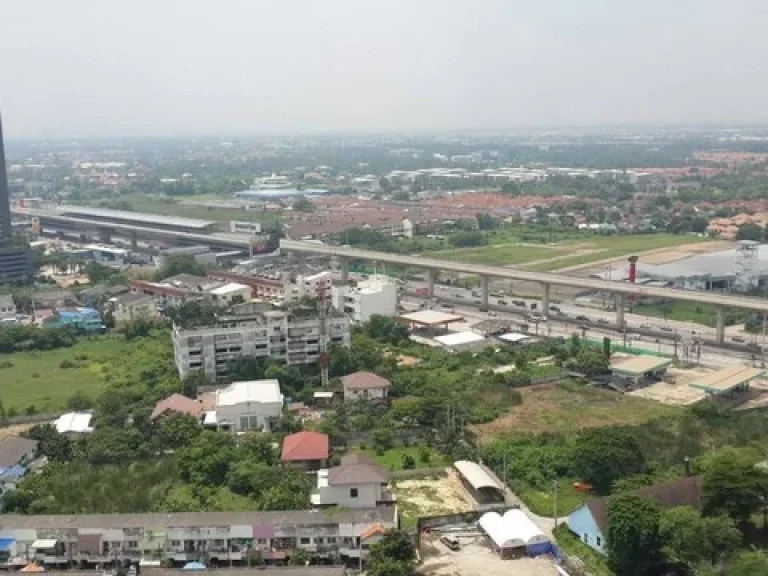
[716,306,725,344]
[427,269,436,298]
[130,230,138,251]
[339,257,349,285]
[615,294,625,330]
[542,283,551,317]
[481,275,489,309]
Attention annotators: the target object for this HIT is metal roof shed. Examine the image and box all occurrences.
[610,356,673,376]
[689,365,765,395]
[454,460,505,503]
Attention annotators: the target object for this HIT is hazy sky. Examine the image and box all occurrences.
[1,0,767,137]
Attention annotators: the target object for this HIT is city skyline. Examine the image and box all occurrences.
[2,0,768,137]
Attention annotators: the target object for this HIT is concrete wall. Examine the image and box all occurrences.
[315,483,381,508]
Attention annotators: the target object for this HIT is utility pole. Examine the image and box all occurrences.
[553,480,559,528]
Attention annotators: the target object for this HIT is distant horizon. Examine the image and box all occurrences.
[5,121,768,143]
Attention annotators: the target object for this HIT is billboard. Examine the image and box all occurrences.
[249,233,280,258]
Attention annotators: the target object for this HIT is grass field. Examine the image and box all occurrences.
[553,525,614,576]
[519,479,586,517]
[431,244,566,266]
[631,300,750,327]
[528,233,708,272]
[0,333,172,414]
[471,379,679,442]
[358,445,450,471]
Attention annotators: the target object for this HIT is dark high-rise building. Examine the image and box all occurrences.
[0,108,35,284]
[0,109,12,239]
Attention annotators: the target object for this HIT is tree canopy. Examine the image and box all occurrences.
[607,493,662,576]
[573,427,647,495]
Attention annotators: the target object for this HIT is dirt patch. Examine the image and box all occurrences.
[639,241,735,265]
[421,538,558,576]
[627,364,709,406]
[470,380,677,443]
[0,423,39,441]
[394,469,474,518]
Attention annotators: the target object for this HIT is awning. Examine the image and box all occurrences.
[0,538,14,551]
[31,539,58,549]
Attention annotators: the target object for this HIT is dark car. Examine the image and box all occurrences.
[513,300,525,307]
[576,315,589,321]
[660,326,674,332]
[549,305,561,312]
[497,300,508,306]
[440,536,461,551]
[597,318,609,324]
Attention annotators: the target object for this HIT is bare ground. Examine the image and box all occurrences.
[394,469,474,518]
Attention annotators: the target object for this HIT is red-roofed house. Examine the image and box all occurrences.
[281,431,330,470]
[150,394,203,421]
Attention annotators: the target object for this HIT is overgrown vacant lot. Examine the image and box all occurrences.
[470,379,680,442]
[0,332,173,413]
[431,244,566,266]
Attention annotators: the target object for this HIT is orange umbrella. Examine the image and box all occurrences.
[20,563,45,573]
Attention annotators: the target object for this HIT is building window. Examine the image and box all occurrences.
[315,538,324,545]
[214,539,225,548]
[583,534,589,544]
[350,488,358,498]
[256,539,267,545]
[596,536,602,547]
[327,537,337,544]
[300,538,310,545]
[240,416,249,429]
[171,540,181,547]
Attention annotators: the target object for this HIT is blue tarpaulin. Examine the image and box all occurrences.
[182,562,206,571]
[0,538,15,551]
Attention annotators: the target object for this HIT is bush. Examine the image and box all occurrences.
[0,359,13,369]
[402,454,416,469]
[419,445,432,464]
[25,405,38,415]
[59,359,76,369]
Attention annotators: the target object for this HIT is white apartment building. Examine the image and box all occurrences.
[331,275,397,323]
[0,294,16,321]
[285,271,332,302]
[173,309,351,381]
[214,379,284,432]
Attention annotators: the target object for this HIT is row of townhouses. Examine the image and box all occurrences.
[0,508,396,568]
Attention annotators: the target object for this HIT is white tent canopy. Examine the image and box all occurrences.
[479,510,548,551]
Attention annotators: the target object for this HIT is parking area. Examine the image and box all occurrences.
[628,364,709,405]
[420,535,559,576]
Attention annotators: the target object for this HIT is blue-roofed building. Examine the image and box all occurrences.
[43,307,104,333]
[0,538,15,564]
[0,465,27,507]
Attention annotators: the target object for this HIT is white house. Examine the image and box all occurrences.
[0,294,16,321]
[331,275,397,323]
[311,453,395,508]
[214,379,284,432]
[341,372,392,403]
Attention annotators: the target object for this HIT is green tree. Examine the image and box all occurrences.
[66,390,94,411]
[476,212,500,231]
[573,428,646,495]
[181,370,210,398]
[727,550,768,576]
[372,427,394,454]
[25,423,72,462]
[292,197,315,212]
[702,448,767,522]
[736,223,764,242]
[288,548,309,566]
[607,493,662,576]
[176,431,237,486]
[364,315,410,345]
[367,530,416,576]
[155,254,206,281]
[658,506,740,568]
[157,413,202,450]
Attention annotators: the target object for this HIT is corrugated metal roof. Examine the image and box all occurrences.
[454,460,502,492]
[610,356,672,376]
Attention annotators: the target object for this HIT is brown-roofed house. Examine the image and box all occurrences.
[566,475,703,555]
[0,436,39,468]
[150,394,203,421]
[281,431,330,470]
[341,371,391,403]
[311,453,395,508]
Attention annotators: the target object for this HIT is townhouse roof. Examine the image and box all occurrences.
[327,453,389,485]
[114,292,156,305]
[0,507,395,530]
[281,431,330,462]
[150,394,204,421]
[585,475,703,533]
[0,436,38,467]
[341,371,392,391]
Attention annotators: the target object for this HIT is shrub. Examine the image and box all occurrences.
[419,445,432,464]
[402,454,416,470]
[0,360,13,369]
[59,359,76,369]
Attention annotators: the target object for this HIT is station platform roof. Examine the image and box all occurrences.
[397,309,464,326]
[610,356,673,376]
[689,365,766,394]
